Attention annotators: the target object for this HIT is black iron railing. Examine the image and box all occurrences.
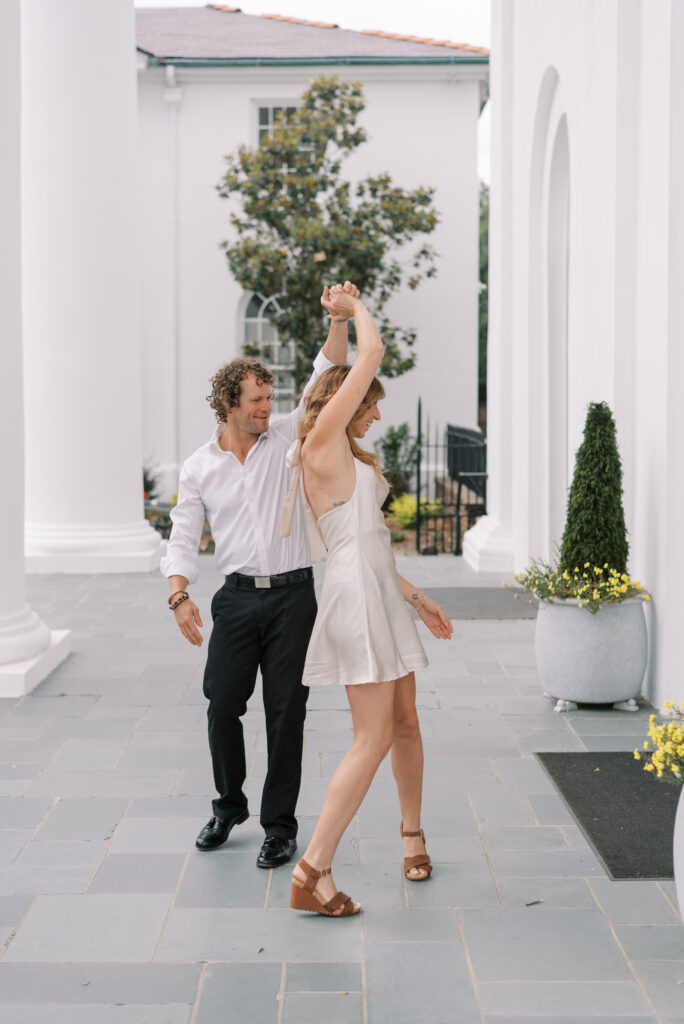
[415,399,488,555]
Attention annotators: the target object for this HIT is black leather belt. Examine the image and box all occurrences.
[226,567,313,590]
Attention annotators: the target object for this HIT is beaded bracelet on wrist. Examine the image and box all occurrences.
[169,593,189,611]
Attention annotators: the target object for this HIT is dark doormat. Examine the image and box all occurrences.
[422,587,537,620]
[536,751,680,879]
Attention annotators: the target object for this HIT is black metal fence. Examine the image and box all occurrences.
[415,399,487,555]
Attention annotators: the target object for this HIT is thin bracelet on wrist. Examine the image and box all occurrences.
[169,592,189,611]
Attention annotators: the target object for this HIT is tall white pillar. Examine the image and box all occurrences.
[0,0,69,696]
[463,0,515,572]
[21,0,161,572]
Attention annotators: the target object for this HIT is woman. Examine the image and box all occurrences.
[286,286,453,917]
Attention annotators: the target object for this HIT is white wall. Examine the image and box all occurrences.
[137,62,485,496]
[469,0,684,709]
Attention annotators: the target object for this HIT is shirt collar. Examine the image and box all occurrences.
[210,422,269,451]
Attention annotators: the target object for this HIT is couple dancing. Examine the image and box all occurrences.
[162,282,452,917]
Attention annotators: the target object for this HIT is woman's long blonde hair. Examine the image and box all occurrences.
[298,365,386,480]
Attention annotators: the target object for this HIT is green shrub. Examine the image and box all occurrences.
[559,402,628,575]
[374,422,419,497]
[388,493,443,529]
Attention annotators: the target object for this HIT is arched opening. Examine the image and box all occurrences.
[547,115,570,545]
[243,293,295,413]
[528,67,571,557]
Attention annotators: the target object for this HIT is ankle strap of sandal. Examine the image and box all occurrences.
[400,823,425,839]
[298,857,332,891]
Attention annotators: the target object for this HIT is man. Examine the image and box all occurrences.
[161,283,356,868]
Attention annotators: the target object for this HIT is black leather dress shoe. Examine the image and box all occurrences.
[256,835,297,868]
[195,810,248,851]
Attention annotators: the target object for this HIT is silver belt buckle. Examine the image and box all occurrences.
[254,576,271,589]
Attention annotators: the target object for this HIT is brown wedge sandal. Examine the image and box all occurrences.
[400,822,433,881]
[290,858,362,917]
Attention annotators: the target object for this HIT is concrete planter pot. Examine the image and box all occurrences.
[675,787,684,921]
[535,598,648,713]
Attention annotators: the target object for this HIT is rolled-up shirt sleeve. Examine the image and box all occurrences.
[159,462,206,584]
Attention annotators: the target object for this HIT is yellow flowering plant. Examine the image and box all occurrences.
[634,702,684,787]
[512,556,651,614]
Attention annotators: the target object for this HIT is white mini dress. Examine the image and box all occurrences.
[282,443,428,687]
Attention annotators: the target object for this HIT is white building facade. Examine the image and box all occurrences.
[135,7,489,497]
[465,0,684,709]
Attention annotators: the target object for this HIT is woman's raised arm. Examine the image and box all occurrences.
[306,291,384,451]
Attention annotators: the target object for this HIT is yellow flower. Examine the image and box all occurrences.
[644,763,655,772]
[633,750,641,760]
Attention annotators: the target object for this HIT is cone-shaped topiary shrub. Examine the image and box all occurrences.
[559,402,628,575]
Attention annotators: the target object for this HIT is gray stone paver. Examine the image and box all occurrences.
[0,558,678,1021]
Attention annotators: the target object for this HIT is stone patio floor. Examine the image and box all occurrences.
[0,557,682,1023]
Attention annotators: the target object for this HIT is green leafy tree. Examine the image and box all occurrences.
[218,76,438,390]
[559,402,629,574]
[478,182,489,407]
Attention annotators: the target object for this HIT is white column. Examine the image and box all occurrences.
[21,0,161,573]
[0,0,69,695]
[463,0,515,572]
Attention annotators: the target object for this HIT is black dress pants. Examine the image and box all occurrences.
[202,573,316,838]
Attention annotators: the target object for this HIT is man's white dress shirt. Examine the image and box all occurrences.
[160,351,333,584]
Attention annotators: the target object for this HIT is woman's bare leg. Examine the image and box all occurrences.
[293,679,395,902]
[390,672,428,877]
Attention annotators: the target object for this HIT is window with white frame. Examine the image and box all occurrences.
[244,293,295,413]
[257,104,298,144]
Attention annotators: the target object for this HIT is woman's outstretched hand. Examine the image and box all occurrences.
[417,596,453,639]
[321,280,361,321]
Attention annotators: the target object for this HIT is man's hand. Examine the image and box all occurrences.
[174,598,204,646]
[321,283,362,323]
[321,280,360,321]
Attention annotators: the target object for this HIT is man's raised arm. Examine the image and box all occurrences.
[287,281,358,431]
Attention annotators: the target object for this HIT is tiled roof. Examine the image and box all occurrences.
[136,5,489,63]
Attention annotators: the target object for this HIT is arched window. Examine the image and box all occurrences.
[244,293,295,413]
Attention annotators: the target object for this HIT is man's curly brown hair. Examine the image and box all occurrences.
[206,358,274,423]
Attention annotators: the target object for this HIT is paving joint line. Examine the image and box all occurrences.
[84,794,134,893]
[188,960,208,1024]
[276,960,286,1024]
[0,893,37,963]
[655,880,683,923]
[587,876,663,1022]
[151,850,191,963]
[466,791,505,907]
[168,767,184,798]
[359,907,369,1024]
